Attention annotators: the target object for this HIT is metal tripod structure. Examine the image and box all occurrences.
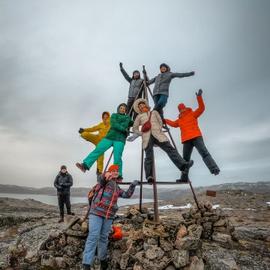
[103,66,200,222]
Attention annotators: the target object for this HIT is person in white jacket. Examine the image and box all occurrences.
[132,98,194,183]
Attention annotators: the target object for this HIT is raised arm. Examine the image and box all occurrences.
[165,119,179,128]
[147,77,156,85]
[193,89,205,118]
[83,123,102,133]
[119,181,138,198]
[119,63,132,83]
[171,71,195,78]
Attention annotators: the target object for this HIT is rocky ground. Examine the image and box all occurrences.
[0,187,269,270]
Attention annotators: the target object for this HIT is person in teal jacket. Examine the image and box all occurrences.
[76,103,133,177]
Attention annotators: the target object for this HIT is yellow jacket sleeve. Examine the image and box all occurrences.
[84,123,102,132]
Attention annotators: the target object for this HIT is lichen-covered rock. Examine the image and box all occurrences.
[172,249,189,268]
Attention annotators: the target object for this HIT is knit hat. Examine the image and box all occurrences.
[108,164,119,172]
[60,165,67,170]
[133,98,150,114]
[160,63,170,71]
[178,103,186,111]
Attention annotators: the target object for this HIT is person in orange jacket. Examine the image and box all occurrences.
[165,89,220,182]
[78,112,110,174]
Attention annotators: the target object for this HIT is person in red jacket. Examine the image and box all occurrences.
[165,89,220,182]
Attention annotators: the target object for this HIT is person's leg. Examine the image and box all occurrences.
[83,139,113,169]
[64,193,72,215]
[57,193,65,221]
[82,215,103,266]
[144,136,154,181]
[153,94,168,118]
[112,141,125,177]
[193,137,220,175]
[97,154,104,174]
[81,133,100,145]
[180,140,194,181]
[156,139,187,171]
[127,97,135,116]
[98,218,113,264]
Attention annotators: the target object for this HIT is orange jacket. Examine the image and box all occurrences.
[165,95,205,143]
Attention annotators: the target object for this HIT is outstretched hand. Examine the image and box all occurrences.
[78,128,84,134]
[196,89,203,96]
[190,71,195,76]
[119,62,123,68]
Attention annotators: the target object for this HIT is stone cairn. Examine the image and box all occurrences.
[5,202,270,270]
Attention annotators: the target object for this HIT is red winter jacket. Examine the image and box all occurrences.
[165,95,205,143]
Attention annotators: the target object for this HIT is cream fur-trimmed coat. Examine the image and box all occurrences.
[132,98,169,149]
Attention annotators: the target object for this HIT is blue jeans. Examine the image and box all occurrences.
[82,214,113,265]
[153,94,168,118]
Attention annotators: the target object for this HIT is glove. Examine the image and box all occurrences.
[78,128,84,134]
[190,71,195,76]
[119,62,123,69]
[132,180,140,186]
[196,89,203,96]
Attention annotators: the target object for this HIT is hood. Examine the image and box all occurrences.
[178,103,192,115]
[102,111,110,119]
[133,98,150,114]
[117,103,128,114]
[160,63,171,72]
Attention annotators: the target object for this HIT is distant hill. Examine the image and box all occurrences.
[0,181,269,200]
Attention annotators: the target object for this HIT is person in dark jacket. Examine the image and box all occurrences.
[76,103,133,178]
[119,62,144,119]
[82,164,138,270]
[148,63,195,118]
[54,165,73,222]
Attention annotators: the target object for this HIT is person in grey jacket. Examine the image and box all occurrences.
[148,63,195,118]
[54,165,74,222]
[120,62,144,119]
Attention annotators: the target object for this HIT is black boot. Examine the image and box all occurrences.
[181,160,194,173]
[100,259,108,270]
[82,264,91,270]
[147,176,154,184]
[203,155,220,175]
[176,172,190,183]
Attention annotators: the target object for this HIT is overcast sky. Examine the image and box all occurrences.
[0,0,270,188]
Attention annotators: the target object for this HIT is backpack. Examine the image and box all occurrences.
[141,112,152,132]
[87,183,107,206]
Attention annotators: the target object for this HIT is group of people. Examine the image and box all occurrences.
[54,63,220,270]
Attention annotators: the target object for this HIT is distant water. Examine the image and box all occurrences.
[0,193,153,207]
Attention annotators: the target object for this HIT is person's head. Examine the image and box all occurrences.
[117,103,127,115]
[160,63,170,73]
[138,101,149,113]
[102,111,110,124]
[60,165,67,174]
[178,103,187,113]
[108,164,119,179]
[132,70,140,80]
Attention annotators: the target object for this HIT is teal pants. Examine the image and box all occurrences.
[83,138,125,176]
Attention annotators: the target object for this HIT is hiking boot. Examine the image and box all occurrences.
[58,217,64,223]
[100,259,108,270]
[212,168,220,175]
[82,264,91,270]
[182,160,194,173]
[76,162,86,173]
[176,173,190,183]
[147,176,154,184]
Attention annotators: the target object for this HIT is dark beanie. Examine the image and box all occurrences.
[60,165,67,170]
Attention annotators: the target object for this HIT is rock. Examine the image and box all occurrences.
[81,221,88,232]
[176,224,188,238]
[145,246,164,260]
[133,263,143,270]
[184,256,204,270]
[55,256,67,268]
[172,249,189,268]
[212,232,233,248]
[232,226,270,242]
[120,253,130,270]
[160,239,173,252]
[65,228,88,238]
[66,236,83,246]
[188,224,203,239]
[165,266,176,270]
[202,222,212,239]
[175,236,201,251]
[71,223,82,231]
[202,242,239,270]
[40,253,56,268]
[213,218,227,227]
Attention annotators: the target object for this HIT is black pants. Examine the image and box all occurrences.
[144,135,186,179]
[57,192,71,218]
[183,136,219,175]
[127,91,143,120]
